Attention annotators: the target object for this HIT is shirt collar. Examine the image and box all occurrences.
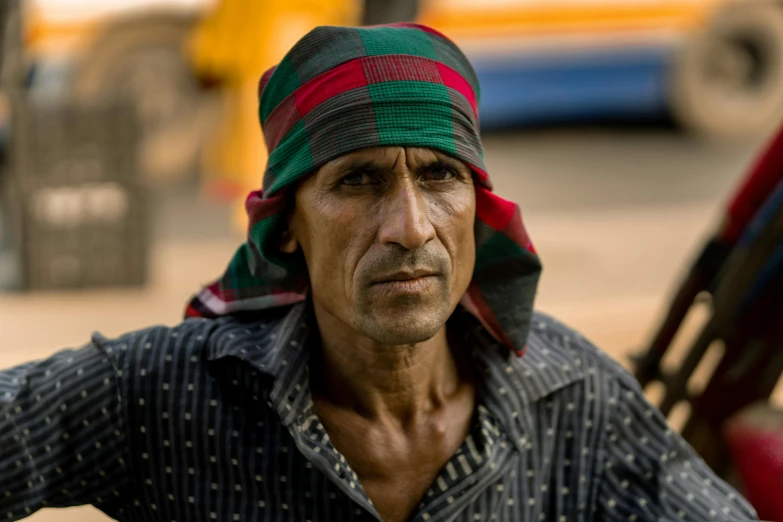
[205,302,308,377]
[205,301,585,432]
[205,301,314,428]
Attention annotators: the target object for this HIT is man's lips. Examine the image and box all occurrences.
[371,269,438,284]
[371,275,438,296]
[369,269,440,296]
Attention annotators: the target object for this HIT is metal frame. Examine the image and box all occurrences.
[634,181,783,478]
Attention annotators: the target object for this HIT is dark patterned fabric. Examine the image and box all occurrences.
[0,305,757,521]
[185,23,541,357]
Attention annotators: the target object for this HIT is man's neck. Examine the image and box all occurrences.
[309,305,468,427]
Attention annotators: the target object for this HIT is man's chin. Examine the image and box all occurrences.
[354,306,450,345]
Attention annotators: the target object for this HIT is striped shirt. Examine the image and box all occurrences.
[0,303,757,521]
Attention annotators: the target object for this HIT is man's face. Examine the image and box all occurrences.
[284,147,476,345]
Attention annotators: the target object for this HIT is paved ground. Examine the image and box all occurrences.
[1,125,772,521]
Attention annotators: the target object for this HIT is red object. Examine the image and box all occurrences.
[724,403,783,521]
[721,127,783,243]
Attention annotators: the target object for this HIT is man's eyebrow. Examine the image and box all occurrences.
[323,154,469,179]
[333,158,387,174]
[421,155,470,172]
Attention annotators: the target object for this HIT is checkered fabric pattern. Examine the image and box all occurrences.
[186,23,542,355]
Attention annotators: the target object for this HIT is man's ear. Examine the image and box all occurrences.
[279,229,299,254]
[279,188,300,254]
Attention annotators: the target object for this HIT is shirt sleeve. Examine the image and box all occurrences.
[595,376,758,522]
[0,343,130,520]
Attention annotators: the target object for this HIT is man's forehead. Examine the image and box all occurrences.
[323,147,465,171]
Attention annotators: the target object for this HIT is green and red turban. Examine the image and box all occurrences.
[186,23,542,355]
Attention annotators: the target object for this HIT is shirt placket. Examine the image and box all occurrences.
[266,320,383,519]
[409,406,516,522]
[289,405,383,519]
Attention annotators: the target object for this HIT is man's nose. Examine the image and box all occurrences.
[378,178,436,251]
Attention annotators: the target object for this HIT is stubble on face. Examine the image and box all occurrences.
[353,241,453,344]
[287,147,476,347]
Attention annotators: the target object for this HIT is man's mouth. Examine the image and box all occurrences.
[371,269,439,295]
[372,269,438,283]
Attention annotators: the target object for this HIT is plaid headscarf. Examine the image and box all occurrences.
[186,23,542,355]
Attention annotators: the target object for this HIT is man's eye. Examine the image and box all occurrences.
[424,167,456,181]
[341,172,369,186]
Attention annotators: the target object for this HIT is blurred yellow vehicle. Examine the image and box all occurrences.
[419,0,783,138]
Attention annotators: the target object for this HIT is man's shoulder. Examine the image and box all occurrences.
[516,310,639,395]
[91,317,217,366]
[526,311,611,363]
[91,307,291,373]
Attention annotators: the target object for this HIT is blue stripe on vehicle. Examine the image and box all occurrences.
[470,46,674,128]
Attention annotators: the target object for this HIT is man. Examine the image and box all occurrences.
[0,23,757,522]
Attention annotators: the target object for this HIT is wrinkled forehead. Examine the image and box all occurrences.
[288,147,474,193]
[321,146,470,171]
[280,150,474,217]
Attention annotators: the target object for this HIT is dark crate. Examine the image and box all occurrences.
[8,98,149,290]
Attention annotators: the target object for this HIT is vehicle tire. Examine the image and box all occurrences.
[69,13,210,186]
[670,2,783,140]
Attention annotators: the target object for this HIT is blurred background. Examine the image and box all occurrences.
[2,0,783,520]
